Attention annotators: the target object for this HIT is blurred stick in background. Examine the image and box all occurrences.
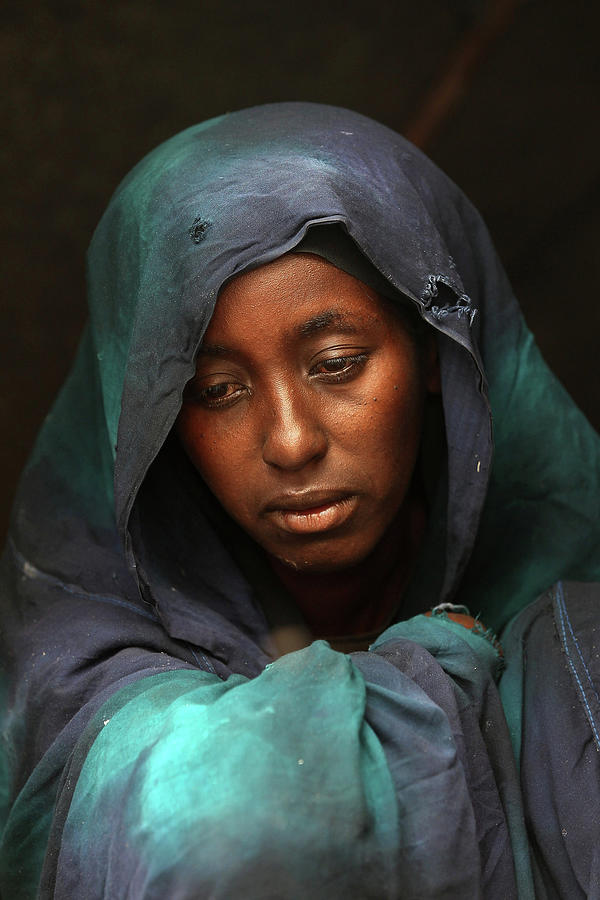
[405,0,522,149]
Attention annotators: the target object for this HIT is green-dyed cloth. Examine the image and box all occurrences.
[7,619,530,898]
[49,645,399,898]
[371,614,534,900]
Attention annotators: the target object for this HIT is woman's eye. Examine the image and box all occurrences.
[190,381,246,409]
[310,354,368,382]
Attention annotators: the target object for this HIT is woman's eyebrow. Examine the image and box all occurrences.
[296,309,361,337]
[196,310,365,359]
[196,343,232,358]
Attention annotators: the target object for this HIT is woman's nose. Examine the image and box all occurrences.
[261,388,328,471]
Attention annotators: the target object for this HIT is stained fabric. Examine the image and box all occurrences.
[0,102,599,897]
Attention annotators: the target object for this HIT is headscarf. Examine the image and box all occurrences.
[9,102,598,632]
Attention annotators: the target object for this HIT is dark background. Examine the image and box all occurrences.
[3,0,599,540]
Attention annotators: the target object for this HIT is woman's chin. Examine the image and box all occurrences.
[268,536,377,575]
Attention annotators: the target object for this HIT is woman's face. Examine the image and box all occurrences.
[177,253,439,573]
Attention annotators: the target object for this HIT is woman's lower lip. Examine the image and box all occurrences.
[270,496,358,535]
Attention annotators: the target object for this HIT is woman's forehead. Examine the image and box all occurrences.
[208,253,386,338]
[204,246,422,355]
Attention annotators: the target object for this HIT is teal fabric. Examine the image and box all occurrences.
[47,620,524,898]
[0,732,65,899]
[460,319,600,628]
[373,615,535,899]
[55,645,400,898]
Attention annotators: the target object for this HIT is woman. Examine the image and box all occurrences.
[1,102,599,898]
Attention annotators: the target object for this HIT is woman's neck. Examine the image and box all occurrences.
[266,488,427,639]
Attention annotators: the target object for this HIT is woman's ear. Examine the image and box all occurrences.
[423,332,441,395]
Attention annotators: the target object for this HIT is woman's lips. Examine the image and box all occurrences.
[267,495,358,535]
